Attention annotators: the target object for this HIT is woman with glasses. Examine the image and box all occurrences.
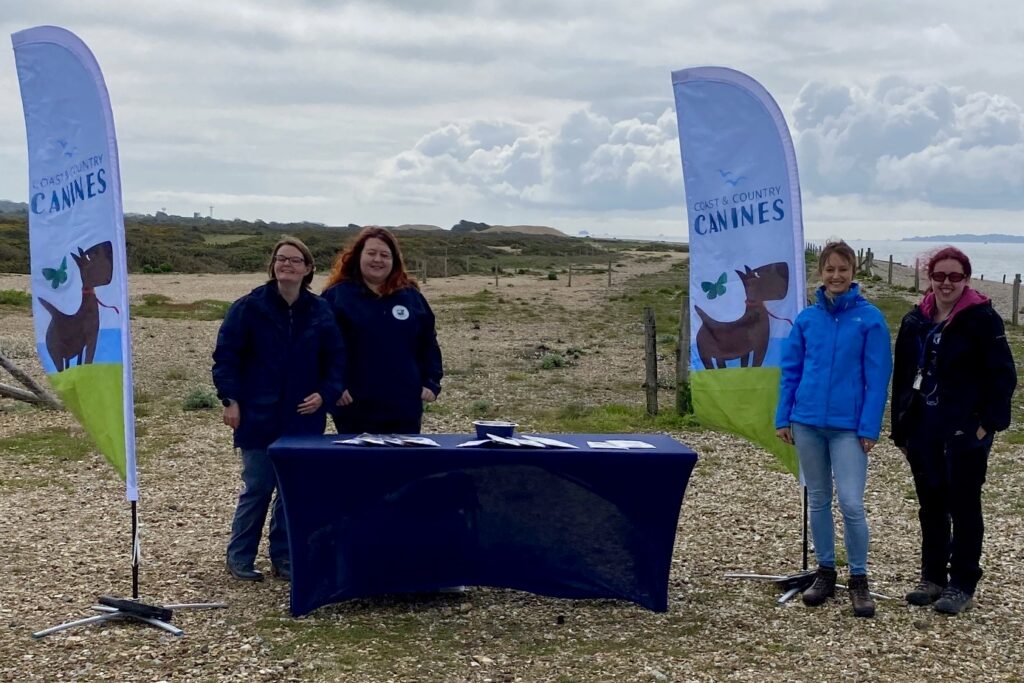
[322,226,443,435]
[775,240,892,618]
[213,236,345,582]
[891,246,1016,614]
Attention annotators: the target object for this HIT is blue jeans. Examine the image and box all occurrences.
[226,448,289,570]
[792,423,869,575]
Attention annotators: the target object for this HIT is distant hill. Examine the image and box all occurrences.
[393,224,444,232]
[481,225,566,237]
[903,233,1024,243]
[450,219,565,236]
[0,200,27,216]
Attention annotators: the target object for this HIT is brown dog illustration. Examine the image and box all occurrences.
[38,241,115,372]
[694,262,789,369]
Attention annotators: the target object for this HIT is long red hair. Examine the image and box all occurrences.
[322,226,418,296]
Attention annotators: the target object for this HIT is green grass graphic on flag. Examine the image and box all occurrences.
[692,366,797,477]
[48,363,127,480]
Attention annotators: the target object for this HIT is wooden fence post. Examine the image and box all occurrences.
[676,296,691,415]
[914,259,920,292]
[1013,274,1021,327]
[494,263,499,287]
[644,307,658,416]
[567,264,573,287]
[421,259,427,283]
[888,255,893,284]
[607,256,612,287]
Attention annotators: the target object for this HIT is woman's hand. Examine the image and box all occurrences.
[297,392,323,415]
[860,437,876,454]
[976,426,988,440]
[223,402,240,429]
[776,427,793,445]
[336,389,353,407]
[421,387,437,403]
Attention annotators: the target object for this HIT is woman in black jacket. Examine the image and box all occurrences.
[213,236,345,582]
[891,246,1016,614]
[321,226,442,435]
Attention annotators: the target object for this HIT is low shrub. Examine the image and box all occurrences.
[182,387,218,411]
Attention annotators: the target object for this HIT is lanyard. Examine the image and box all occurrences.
[916,320,946,371]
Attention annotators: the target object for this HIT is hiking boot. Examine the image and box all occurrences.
[933,586,973,615]
[848,574,876,618]
[226,560,264,582]
[271,562,291,582]
[906,579,944,606]
[802,566,837,606]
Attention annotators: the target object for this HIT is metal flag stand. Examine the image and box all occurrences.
[724,486,816,604]
[724,487,892,604]
[32,501,227,638]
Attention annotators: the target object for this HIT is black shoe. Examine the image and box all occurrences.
[906,579,944,606]
[848,574,876,618]
[226,560,264,582]
[271,563,291,581]
[933,586,973,615]
[802,566,837,606]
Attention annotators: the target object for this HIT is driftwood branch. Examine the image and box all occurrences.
[0,350,63,410]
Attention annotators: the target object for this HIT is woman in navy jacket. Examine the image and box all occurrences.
[322,226,443,434]
[775,240,892,617]
[213,236,345,582]
[891,247,1016,615]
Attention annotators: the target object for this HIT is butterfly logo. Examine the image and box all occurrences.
[701,272,727,300]
[42,256,68,289]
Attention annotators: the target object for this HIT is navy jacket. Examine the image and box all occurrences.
[891,290,1016,447]
[322,280,443,428]
[775,284,892,439]
[212,283,345,449]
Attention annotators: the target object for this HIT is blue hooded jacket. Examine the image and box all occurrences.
[775,283,892,439]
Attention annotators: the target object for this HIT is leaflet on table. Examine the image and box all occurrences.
[333,434,441,447]
[586,440,657,449]
[455,434,580,448]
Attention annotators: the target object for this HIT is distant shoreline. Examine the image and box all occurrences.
[902,234,1024,244]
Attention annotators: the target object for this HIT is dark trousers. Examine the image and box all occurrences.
[227,448,289,570]
[905,432,992,594]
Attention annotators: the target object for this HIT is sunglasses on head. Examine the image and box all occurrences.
[930,271,966,283]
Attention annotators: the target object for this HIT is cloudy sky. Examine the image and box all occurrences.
[2,0,1023,240]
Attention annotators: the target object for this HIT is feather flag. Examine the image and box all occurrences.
[13,26,138,500]
[671,66,806,476]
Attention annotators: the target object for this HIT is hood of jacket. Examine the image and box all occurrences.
[814,282,866,313]
[918,286,989,326]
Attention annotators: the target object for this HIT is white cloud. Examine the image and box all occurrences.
[794,77,1024,209]
[365,108,681,212]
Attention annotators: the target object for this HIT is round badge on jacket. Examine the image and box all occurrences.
[392,305,410,320]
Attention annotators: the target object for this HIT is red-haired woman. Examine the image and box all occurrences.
[891,246,1016,614]
[322,226,443,434]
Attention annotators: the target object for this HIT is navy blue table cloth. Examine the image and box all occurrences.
[268,433,698,616]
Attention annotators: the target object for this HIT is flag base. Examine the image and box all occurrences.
[724,570,816,604]
[32,597,227,638]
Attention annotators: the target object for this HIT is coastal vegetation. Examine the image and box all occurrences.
[0,213,685,276]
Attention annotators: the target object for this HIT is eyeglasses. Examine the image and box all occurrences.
[273,255,306,265]
[930,271,966,283]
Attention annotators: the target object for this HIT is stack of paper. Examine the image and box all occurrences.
[455,434,579,448]
[586,439,656,449]
[333,434,441,447]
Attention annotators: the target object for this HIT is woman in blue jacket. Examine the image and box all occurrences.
[213,236,345,582]
[322,226,443,434]
[775,240,892,618]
